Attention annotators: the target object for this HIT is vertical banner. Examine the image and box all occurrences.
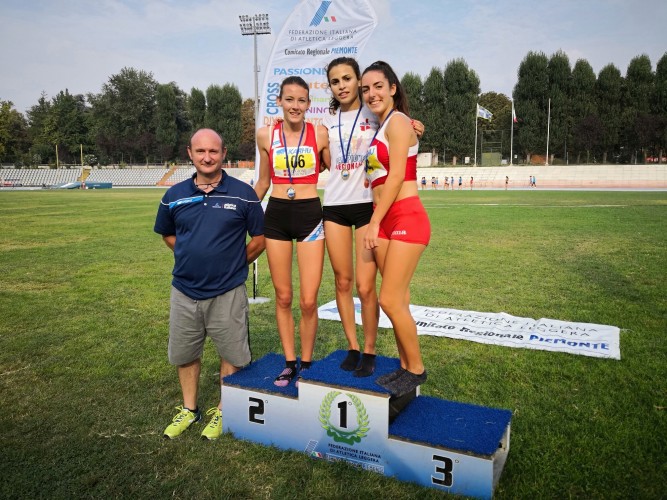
[258,0,378,131]
[250,0,377,294]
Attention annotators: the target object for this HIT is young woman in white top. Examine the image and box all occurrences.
[322,57,423,377]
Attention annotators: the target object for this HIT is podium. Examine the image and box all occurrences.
[222,351,512,499]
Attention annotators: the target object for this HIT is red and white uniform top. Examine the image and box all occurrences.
[269,121,320,185]
[365,111,418,188]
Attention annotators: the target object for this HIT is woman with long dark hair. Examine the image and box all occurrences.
[322,57,424,378]
[361,61,431,397]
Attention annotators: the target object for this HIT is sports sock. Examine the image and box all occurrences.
[340,349,360,371]
[274,362,297,387]
[354,353,376,377]
[300,360,312,370]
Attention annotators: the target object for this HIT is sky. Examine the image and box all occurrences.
[1,0,665,115]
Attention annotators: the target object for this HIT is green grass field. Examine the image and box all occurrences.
[0,188,665,499]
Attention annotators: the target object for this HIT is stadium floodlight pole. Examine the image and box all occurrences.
[510,101,515,166]
[239,13,271,123]
[474,107,479,167]
[239,14,271,304]
[545,98,551,166]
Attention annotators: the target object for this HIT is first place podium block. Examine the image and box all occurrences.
[222,351,512,499]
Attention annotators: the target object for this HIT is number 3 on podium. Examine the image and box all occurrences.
[432,454,453,487]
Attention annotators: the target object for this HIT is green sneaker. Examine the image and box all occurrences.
[163,405,201,439]
[201,407,222,441]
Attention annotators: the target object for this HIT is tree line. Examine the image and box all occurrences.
[0,67,254,167]
[405,51,667,165]
[1,51,665,167]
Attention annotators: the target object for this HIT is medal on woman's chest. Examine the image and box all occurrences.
[339,107,362,183]
[282,123,305,201]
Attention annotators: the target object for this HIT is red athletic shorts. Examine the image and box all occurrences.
[376,196,430,245]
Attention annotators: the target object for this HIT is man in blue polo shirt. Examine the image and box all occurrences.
[155,128,265,440]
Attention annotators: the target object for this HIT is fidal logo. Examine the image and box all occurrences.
[319,391,369,444]
[309,1,337,26]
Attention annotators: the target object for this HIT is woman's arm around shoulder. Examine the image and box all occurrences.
[254,126,272,199]
[411,119,425,138]
[316,124,331,171]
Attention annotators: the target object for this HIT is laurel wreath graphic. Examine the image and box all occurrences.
[319,391,370,445]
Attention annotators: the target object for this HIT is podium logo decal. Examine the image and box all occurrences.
[319,391,369,444]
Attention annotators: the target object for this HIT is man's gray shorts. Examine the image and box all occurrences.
[168,284,251,367]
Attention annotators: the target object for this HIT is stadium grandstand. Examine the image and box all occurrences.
[0,165,257,188]
[85,168,166,186]
[0,168,82,187]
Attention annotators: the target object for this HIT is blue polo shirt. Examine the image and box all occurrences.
[154,172,264,300]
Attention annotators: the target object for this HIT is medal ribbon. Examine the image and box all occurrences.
[282,122,306,184]
[365,109,395,172]
[338,106,363,165]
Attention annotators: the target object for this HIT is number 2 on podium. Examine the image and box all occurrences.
[248,397,265,424]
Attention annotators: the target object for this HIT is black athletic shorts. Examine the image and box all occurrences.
[264,197,324,242]
[322,202,373,228]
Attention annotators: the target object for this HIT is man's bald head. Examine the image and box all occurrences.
[189,128,225,150]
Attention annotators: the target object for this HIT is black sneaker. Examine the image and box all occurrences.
[382,370,427,397]
[376,367,406,386]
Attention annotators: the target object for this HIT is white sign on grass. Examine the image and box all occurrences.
[318,299,621,360]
